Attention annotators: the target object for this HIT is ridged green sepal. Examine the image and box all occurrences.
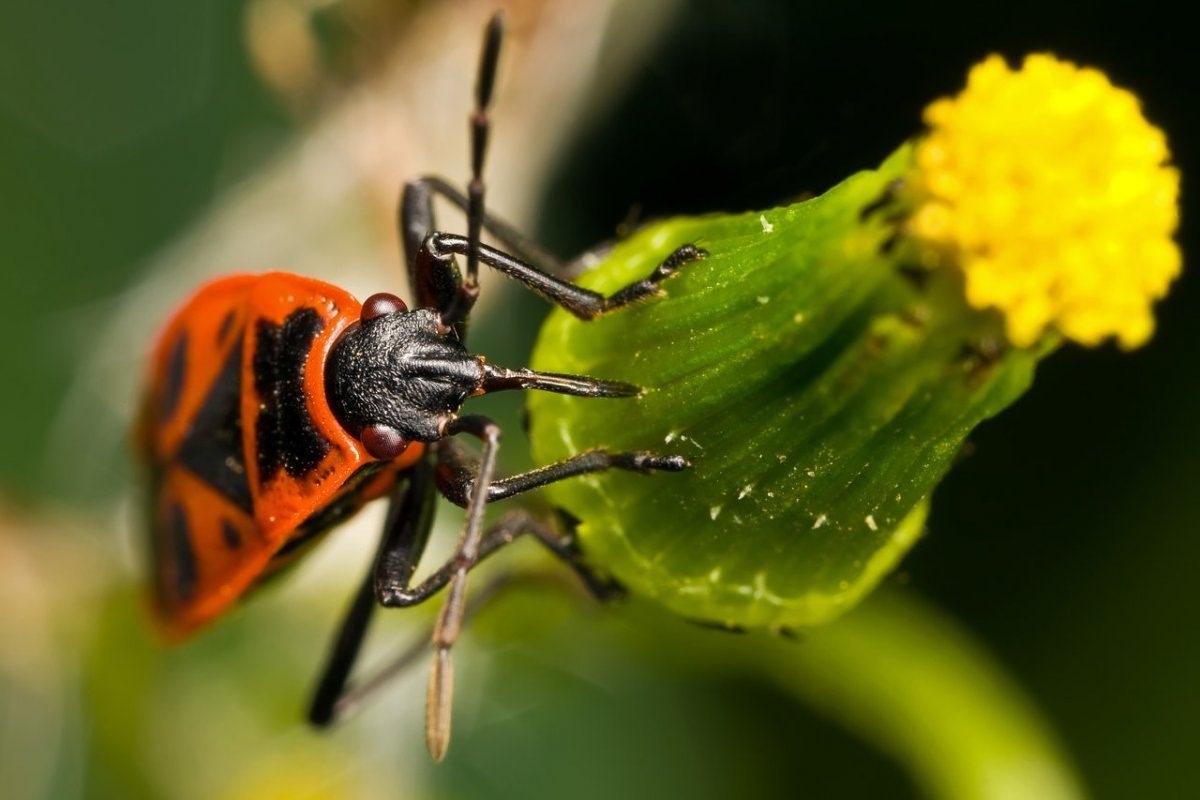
[528,146,1044,628]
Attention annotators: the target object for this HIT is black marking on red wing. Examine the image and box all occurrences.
[168,501,198,602]
[221,518,242,549]
[177,340,254,513]
[159,331,188,422]
[217,309,237,345]
[253,308,331,479]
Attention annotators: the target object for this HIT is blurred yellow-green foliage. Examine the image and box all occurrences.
[1,1,1196,798]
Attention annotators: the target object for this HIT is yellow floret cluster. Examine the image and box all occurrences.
[910,54,1180,348]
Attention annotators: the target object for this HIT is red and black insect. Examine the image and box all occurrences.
[139,14,702,760]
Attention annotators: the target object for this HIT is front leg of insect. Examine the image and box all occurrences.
[421,234,707,326]
[306,13,699,761]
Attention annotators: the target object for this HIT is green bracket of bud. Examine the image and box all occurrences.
[528,145,1048,629]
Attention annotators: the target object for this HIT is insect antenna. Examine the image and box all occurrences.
[465,12,504,293]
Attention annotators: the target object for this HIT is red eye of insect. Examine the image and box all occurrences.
[361,424,409,460]
[362,293,408,321]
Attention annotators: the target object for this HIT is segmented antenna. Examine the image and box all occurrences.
[466,12,504,289]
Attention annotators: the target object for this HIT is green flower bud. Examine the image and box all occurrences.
[528,146,1044,629]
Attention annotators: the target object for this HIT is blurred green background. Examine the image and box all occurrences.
[1,0,1195,798]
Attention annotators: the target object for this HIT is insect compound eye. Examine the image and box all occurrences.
[361,292,408,321]
[361,424,409,460]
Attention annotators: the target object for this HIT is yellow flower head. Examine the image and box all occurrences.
[910,54,1180,348]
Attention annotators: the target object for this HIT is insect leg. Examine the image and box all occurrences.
[311,460,568,729]
[307,570,377,727]
[424,234,707,325]
[402,176,567,273]
[374,509,612,608]
[313,511,612,726]
[318,437,653,745]
[434,438,689,509]
[322,570,515,726]
[308,464,437,727]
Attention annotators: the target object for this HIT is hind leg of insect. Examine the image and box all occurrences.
[308,460,438,729]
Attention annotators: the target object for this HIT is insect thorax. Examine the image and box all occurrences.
[326,308,483,442]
